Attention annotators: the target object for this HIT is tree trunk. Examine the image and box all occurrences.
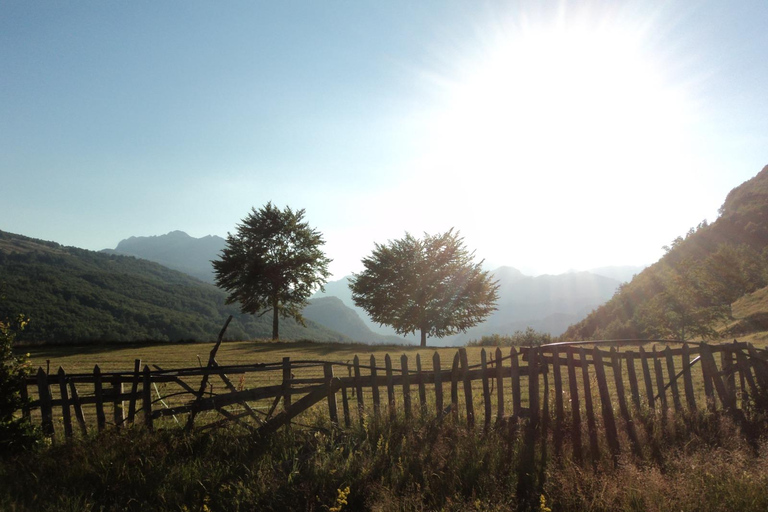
[420,329,427,348]
[272,296,279,341]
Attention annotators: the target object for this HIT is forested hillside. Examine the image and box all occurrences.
[564,165,768,341]
[0,231,350,344]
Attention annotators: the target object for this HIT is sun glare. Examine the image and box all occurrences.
[405,11,696,272]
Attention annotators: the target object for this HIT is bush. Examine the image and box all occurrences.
[0,314,41,455]
[467,327,552,347]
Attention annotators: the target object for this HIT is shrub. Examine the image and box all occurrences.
[467,328,552,347]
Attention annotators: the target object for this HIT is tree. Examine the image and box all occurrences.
[213,203,331,340]
[349,229,499,347]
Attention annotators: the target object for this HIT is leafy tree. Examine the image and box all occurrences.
[213,203,332,340]
[0,313,41,454]
[350,229,498,347]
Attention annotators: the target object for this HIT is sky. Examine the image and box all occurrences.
[2,1,768,279]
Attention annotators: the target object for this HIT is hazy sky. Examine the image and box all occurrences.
[3,1,767,278]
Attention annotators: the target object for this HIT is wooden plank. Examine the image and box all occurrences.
[722,345,737,407]
[579,347,600,464]
[611,348,641,458]
[112,375,125,428]
[481,349,492,431]
[37,368,54,437]
[143,365,153,431]
[370,355,381,418]
[185,315,232,430]
[127,359,141,425]
[552,345,564,458]
[258,378,343,437]
[451,352,460,421]
[211,360,262,426]
[433,352,443,417]
[700,344,717,412]
[495,347,504,422]
[639,346,655,410]
[747,343,768,392]
[459,348,475,428]
[528,348,539,429]
[385,354,396,421]
[593,347,620,460]
[566,346,582,464]
[665,346,683,413]
[702,343,733,410]
[68,380,88,436]
[653,346,668,413]
[416,354,427,416]
[401,354,412,420]
[58,367,73,439]
[681,343,697,411]
[735,349,760,404]
[341,385,351,427]
[93,365,106,432]
[625,350,641,413]
[323,363,338,425]
[282,357,292,411]
[510,347,521,417]
[354,355,364,425]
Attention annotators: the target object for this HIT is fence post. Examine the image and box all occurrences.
[495,347,504,422]
[700,344,717,411]
[459,348,475,428]
[481,349,492,431]
[94,365,106,432]
[611,348,641,458]
[528,347,539,430]
[579,348,599,465]
[451,352,460,421]
[653,346,668,415]
[57,367,73,440]
[416,354,427,416]
[664,347,683,413]
[127,359,141,424]
[722,345,737,407]
[323,363,338,425]
[639,346,655,410]
[341,386,351,427]
[385,354,396,421]
[112,375,124,428]
[401,354,412,420]
[433,352,443,417]
[625,350,641,413]
[552,346,564,458]
[282,357,292,411]
[353,355,364,425]
[370,355,381,418]
[566,346,583,464]
[36,367,54,438]
[143,365,153,431]
[681,343,697,411]
[510,347,521,418]
[68,380,88,436]
[593,346,620,462]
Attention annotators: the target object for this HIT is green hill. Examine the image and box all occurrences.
[564,165,768,341]
[0,230,351,344]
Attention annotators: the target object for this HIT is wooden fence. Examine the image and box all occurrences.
[19,340,768,463]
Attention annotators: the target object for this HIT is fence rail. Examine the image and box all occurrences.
[18,340,768,463]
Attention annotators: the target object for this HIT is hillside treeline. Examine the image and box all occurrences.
[0,231,349,344]
[564,165,768,341]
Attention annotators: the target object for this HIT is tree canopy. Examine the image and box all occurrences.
[213,203,332,340]
[349,229,498,347]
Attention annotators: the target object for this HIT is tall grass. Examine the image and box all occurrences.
[2,407,768,511]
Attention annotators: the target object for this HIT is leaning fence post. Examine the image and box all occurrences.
[566,346,583,464]
[653,346,668,415]
[700,344,717,412]
[593,346,620,462]
[68,379,88,437]
[681,343,697,411]
[579,348,600,465]
[625,350,641,413]
[36,367,54,438]
[127,359,141,425]
[611,348,641,458]
[664,347,683,413]
[57,367,73,439]
[323,363,338,425]
[639,346,655,410]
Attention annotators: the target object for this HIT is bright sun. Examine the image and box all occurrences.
[405,11,696,272]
